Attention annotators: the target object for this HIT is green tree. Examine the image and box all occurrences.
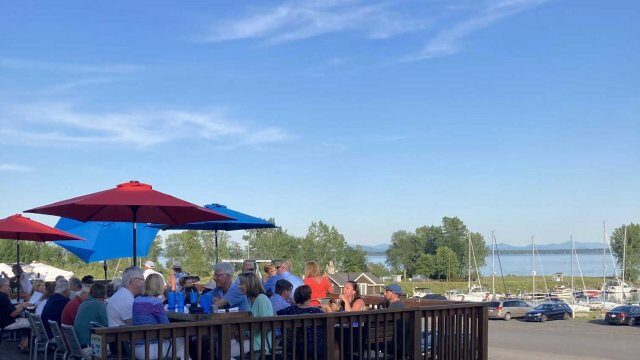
[610,224,640,281]
[440,217,487,276]
[414,253,435,278]
[386,230,422,278]
[432,246,460,280]
[342,245,367,272]
[367,262,391,278]
[244,219,301,264]
[303,221,347,271]
[415,225,442,255]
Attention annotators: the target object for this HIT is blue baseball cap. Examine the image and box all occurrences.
[385,284,404,295]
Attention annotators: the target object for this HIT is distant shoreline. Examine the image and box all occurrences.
[367,248,612,257]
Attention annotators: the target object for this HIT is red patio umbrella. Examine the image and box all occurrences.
[0,214,83,300]
[25,180,233,265]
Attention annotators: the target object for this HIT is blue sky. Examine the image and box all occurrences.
[1,0,638,247]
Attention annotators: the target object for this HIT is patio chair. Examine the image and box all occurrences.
[27,313,55,360]
[48,320,69,360]
[61,324,87,360]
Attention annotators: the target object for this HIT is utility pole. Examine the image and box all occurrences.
[623,226,627,285]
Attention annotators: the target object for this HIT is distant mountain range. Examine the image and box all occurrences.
[360,241,607,255]
[361,244,389,254]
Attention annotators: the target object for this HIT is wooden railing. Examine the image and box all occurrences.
[91,301,488,360]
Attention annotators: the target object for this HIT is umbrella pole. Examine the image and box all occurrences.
[16,236,20,303]
[103,260,108,282]
[214,230,219,264]
[131,206,139,266]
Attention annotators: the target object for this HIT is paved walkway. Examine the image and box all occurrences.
[489,318,639,359]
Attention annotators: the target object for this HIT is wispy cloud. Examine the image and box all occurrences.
[199,0,426,44]
[0,102,294,149]
[0,163,33,172]
[199,0,550,61]
[0,56,140,74]
[411,0,550,60]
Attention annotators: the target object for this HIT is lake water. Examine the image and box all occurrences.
[367,253,619,277]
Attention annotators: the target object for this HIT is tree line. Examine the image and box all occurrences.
[1,219,637,282]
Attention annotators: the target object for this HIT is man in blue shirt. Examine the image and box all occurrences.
[264,260,303,299]
[41,279,71,338]
[208,262,250,312]
[270,279,293,315]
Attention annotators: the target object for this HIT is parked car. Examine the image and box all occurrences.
[523,303,572,322]
[605,306,640,325]
[488,300,532,320]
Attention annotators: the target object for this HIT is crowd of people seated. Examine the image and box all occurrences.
[1,259,406,359]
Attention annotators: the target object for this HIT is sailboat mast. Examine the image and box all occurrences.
[570,235,574,294]
[603,221,607,302]
[532,236,535,295]
[492,230,496,298]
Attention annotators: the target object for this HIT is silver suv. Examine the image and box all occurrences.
[488,300,532,320]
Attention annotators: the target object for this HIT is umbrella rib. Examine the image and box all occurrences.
[84,205,108,222]
[158,206,180,225]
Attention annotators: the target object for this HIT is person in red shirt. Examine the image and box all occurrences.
[61,284,90,325]
[303,261,334,307]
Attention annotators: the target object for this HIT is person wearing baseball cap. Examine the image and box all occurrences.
[143,260,166,287]
[384,284,405,309]
[170,261,188,291]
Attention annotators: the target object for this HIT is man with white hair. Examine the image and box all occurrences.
[41,278,71,338]
[143,260,166,285]
[0,277,32,349]
[61,283,91,325]
[107,266,144,327]
[201,262,249,311]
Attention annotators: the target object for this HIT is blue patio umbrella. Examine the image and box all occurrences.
[54,217,160,263]
[159,203,276,263]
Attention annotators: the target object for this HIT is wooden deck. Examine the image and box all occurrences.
[0,338,30,360]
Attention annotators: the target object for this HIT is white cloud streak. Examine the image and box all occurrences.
[0,163,33,172]
[0,103,294,149]
[413,0,550,60]
[200,0,550,61]
[199,0,425,44]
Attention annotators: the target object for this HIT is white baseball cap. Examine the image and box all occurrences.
[144,261,155,268]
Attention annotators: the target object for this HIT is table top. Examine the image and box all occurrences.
[166,310,251,322]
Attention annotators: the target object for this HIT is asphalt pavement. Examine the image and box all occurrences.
[489,317,639,360]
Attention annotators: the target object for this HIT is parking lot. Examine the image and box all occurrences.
[489,318,639,359]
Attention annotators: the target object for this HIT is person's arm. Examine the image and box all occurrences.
[10,302,32,318]
[323,277,335,294]
[214,296,229,308]
[154,301,170,324]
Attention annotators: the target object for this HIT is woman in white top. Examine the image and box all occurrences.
[28,280,46,304]
[35,282,55,316]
